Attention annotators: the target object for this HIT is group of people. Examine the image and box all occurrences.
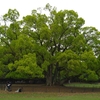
[5,81,22,92]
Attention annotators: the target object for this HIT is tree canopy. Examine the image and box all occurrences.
[0,3,100,85]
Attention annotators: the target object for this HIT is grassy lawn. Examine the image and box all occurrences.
[64,83,100,88]
[0,91,100,100]
[0,83,100,100]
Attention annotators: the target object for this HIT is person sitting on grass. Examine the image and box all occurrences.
[15,88,22,92]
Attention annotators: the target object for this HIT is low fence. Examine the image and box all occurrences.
[0,84,5,90]
[0,84,100,92]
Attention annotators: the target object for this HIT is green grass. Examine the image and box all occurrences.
[64,83,100,88]
[0,91,100,100]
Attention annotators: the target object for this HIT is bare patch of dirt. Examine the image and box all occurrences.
[1,84,100,93]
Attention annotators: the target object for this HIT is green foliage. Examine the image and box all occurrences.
[67,60,82,76]
[79,70,99,82]
[3,9,20,22]
[6,53,43,79]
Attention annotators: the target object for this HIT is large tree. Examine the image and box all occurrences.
[22,4,100,85]
[0,4,100,85]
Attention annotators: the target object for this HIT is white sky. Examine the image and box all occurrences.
[0,0,100,30]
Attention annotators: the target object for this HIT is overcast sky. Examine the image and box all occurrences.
[0,0,100,30]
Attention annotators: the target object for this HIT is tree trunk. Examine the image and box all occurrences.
[46,65,53,86]
[52,63,61,85]
[52,67,57,85]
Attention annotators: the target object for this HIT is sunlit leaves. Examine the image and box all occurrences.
[7,53,43,79]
